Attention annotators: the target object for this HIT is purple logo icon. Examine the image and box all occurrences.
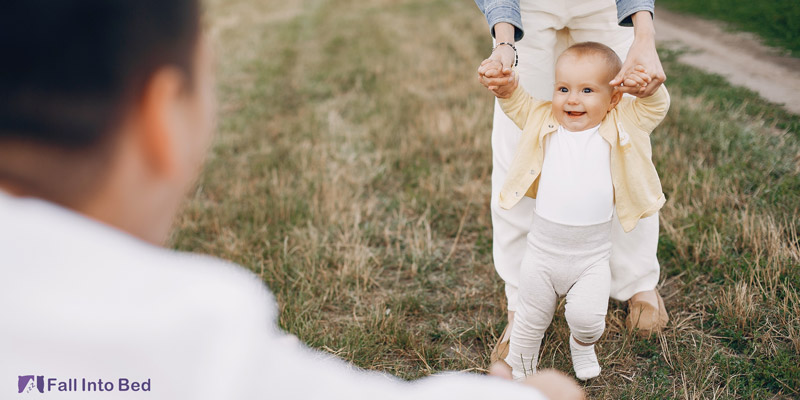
[17,375,44,394]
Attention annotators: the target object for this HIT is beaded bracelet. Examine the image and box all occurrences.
[493,42,518,67]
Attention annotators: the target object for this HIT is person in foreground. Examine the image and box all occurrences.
[0,0,584,398]
[482,42,670,380]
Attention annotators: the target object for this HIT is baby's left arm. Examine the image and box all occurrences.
[619,84,671,133]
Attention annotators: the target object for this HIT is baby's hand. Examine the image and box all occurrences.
[492,70,518,99]
[479,59,504,77]
[477,59,518,99]
[618,65,652,95]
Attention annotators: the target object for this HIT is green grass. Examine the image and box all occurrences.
[171,0,800,397]
[659,0,800,56]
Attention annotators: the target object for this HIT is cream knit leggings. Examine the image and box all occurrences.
[505,212,611,378]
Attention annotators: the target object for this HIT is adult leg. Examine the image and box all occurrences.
[611,213,667,333]
[489,7,561,362]
[488,99,534,362]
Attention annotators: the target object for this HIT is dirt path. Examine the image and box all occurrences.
[655,7,800,114]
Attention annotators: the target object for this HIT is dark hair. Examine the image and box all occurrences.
[0,0,200,148]
[560,41,623,82]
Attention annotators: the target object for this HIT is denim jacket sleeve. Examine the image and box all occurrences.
[616,0,655,27]
[473,0,524,41]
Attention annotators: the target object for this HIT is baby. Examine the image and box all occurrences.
[485,42,670,380]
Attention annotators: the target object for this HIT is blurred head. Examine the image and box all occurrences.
[0,0,215,244]
[552,42,622,131]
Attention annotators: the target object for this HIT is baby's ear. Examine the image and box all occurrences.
[608,86,623,111]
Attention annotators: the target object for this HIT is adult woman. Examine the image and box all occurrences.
[473,0,669,362]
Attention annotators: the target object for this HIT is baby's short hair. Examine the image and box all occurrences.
[559,42,622,82]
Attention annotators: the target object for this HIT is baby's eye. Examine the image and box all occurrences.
[558,87,568,93]
[582,88,593,93]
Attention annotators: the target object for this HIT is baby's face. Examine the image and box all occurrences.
[552,54,618,131]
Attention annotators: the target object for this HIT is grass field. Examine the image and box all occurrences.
[659,0,800,57]
[172,0,800,398]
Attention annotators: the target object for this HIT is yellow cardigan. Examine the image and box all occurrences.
[498,85,670,232]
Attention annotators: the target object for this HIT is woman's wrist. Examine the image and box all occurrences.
[493,22,516,44]
[493,42,518,67]
[631,11,655,40]
[489,22,517,70]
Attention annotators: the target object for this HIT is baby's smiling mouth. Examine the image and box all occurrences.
[566,111,586,117]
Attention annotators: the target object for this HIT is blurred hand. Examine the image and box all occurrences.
[524,369,585,400]
[488,361,513,380]
[488,362,585,400]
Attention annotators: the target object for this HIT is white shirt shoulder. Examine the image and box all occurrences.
[0,193,547,399]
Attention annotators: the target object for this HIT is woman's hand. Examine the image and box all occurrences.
[477,22,518,98]
[609,11,666,97]
[478,58,518,98]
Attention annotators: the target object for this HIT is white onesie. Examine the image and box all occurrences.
[536,124,613,225]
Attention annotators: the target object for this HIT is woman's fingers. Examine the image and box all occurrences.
[615,68,657,95]
[623,74,646,88]
[480,71,515,91]
[477,58,516,97]
[478,59,504,75]
[634,68,652,83]
[482,74,514,85]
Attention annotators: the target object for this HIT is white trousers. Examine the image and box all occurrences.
[505,213,611,377]
[491,0,660,310]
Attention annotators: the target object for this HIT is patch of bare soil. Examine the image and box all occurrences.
[656,7,800,114]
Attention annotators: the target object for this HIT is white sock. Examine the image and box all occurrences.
[570,335,600,380]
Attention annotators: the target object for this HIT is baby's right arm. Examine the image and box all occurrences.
[478,60,547,131]
[497,75,547,132]
[478,59,518,99]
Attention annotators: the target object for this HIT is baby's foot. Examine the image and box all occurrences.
[569,335,600,380]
